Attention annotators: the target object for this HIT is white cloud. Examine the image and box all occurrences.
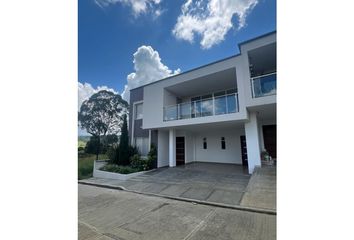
[122,45,180,102]
[78,82,118,110]
[94,0,163,17]
[173,0,258,49]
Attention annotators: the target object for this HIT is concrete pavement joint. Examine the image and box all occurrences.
[79,220,116,240]
[204,189,216,201]
[78,181,276,215]
[183,209,216,240]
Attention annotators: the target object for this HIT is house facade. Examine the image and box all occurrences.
[129,32,276,174]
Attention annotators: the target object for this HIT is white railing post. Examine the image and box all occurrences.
[177,104,180,120]
[212,95,215,116]
[236,93,239,112]
[251,77,255,98]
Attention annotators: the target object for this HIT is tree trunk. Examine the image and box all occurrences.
[96,135,100,160]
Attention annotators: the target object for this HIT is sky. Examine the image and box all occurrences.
[78,0,276,107]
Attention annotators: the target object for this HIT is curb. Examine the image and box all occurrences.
[78,181,276,215]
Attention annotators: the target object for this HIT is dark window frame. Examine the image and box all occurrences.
[203,137,207,149]
[221,137,226,149]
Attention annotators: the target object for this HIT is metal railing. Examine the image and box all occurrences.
[251,72,276,98]
[163,93,239,121]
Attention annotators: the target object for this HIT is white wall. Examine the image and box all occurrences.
[163,89,177,106]
[157,130,169,167]
[194,128,245,164]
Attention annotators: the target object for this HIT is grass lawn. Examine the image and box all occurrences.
[78,153,107,180]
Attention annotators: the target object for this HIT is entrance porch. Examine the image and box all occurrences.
[156,105,276,174]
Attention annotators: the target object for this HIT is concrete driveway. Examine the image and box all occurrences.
[79,184,276,240]
[81,162,251,206]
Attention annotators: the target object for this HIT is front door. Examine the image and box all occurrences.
[176,137,185,165]
[240,135,248,166]
[262,125,277,159]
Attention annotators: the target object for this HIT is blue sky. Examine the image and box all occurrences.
[78,0,276,104]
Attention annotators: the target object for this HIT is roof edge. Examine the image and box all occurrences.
[130,30,276,91]
[237,30,276,48]
[130,54,239,91]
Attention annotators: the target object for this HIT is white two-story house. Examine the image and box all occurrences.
[129,31,276,174]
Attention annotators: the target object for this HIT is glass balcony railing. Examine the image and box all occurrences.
[163,93,239,121]
[251,72,276,98]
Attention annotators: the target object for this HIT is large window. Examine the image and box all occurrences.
[135,103,143,120]
[134,137,149,156]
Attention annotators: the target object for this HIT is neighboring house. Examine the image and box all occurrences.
[129,32,276,174]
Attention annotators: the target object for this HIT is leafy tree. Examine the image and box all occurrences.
[118,114,130,165]
[78,90,128,160]
[101,134,119,154]
[103,134,119,146]
[84,136,101,154]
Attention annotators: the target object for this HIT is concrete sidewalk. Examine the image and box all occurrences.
[79,184,276,240]
[240,167,276,210]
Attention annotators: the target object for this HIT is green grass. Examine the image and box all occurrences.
[99,164,141,174]
[78,153,108,180]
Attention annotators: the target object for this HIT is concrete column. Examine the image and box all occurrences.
[148,130,151,151]
[245,112,262,174]
[169,129,176,167]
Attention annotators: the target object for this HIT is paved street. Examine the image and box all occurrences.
[79,184,276,240]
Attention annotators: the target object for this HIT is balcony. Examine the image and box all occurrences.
[251,72,276,98]
[164,92,239,121]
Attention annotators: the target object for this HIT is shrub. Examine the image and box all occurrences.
[107,145,118,164]
[261,149,270,160]
[130,154,153,171]
[130,154,142,169]
[128,145,138,158]
[147,144,157,168]
[100,164,140,174]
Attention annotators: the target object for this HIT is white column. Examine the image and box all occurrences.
[148,130,151,151]
[169,129,176,167]
[245,112,262,174]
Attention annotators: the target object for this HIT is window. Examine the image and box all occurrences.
[135,103,143,120]
[203,138,207,149]
[221,137,226,149]
[134,137,149,156]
